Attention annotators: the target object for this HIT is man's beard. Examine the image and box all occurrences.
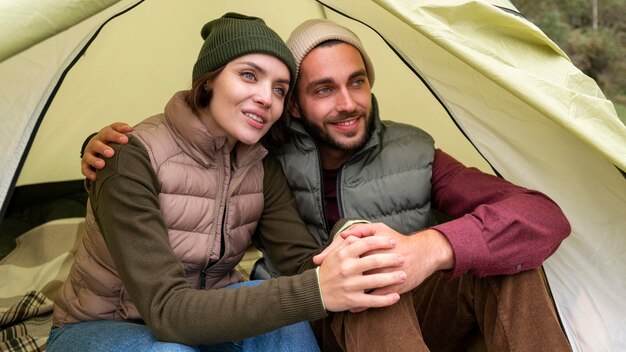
[300,111,372,152]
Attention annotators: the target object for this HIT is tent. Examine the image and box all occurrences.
[1,0,625,350]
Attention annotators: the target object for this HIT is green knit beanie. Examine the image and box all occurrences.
[192,12,296,93]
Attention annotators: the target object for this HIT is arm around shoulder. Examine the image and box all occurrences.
[81,122,133,181]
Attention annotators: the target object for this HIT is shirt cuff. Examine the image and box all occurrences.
[432,215,488,277]
[315,266,326,311]
[333,219,371,238]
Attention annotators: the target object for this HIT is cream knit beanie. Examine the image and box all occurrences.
[286,19,375,87]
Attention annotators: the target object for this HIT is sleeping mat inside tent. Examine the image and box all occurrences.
[0,181,87,260]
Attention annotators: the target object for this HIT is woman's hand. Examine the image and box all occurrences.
[318,235,406,312]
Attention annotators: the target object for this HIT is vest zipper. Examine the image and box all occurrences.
[200,151,229,289]
[336,167,345,219]
[199,149,261,289]
[315,145,330,234]
[335,145,374,222]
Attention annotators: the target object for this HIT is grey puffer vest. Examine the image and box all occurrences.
[257,95,435,277]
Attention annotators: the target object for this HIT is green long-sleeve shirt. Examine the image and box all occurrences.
[92,137,326,345]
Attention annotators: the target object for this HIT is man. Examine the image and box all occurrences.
[82,19,572,351]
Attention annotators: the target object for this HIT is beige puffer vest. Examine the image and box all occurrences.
[54,92,266,324]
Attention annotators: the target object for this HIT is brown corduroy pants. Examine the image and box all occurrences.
[311,268,572,352]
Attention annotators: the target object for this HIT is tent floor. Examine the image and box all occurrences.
[0,180,87,260]
[0,180,264,276]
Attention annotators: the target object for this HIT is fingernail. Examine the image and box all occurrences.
[400,272,407,280]
[398,256,404,265]
[389,239,396,245]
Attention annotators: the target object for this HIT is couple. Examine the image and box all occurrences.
[48,12,573,352]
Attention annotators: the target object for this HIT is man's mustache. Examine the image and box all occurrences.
[326,110,366,123]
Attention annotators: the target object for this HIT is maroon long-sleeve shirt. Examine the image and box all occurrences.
[323,148,571,278]
[430,149,570,277]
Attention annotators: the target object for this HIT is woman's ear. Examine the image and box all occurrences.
[288,96,301,118]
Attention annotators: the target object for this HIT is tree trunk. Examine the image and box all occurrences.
[592,0,598,29]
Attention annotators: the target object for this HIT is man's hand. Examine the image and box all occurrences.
[339,223,455,295]
[319,235,406,312]
[82,122,133,181]
[312,222,369,265]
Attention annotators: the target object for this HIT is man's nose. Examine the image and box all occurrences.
[335,88,357,112]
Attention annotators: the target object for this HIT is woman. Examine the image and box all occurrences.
[47,13,403,352]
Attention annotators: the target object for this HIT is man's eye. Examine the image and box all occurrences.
[351,79,365,88]
[316,87,331,95]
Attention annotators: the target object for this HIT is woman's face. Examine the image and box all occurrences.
[201,53,290,147]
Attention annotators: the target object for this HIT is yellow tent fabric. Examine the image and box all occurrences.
[0,0,121,62]
[0,1,624,350]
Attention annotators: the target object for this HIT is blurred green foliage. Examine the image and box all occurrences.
[512,0,626,123]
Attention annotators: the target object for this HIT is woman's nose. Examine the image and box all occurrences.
[253,86,273,107]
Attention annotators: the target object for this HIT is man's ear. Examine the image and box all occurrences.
[288,96,302,119]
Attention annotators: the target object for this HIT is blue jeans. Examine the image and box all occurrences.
[47,281,319,352]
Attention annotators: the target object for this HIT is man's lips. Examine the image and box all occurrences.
[330,117,360,131]
[334,118,358,126]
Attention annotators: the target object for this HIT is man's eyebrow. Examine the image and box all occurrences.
[305,69,368,91]
[349,69,367,81]
[305,77,334,92]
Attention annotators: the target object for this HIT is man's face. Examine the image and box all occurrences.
[290,42,372,154]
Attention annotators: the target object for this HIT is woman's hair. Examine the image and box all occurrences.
[185,68,224,116]
[263,110,289,147]
[185,67,289,147]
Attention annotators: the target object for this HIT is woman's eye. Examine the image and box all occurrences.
[241,72,256,80]
[273,87,286,97]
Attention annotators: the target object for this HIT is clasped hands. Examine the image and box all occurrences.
[315,222,454,313]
